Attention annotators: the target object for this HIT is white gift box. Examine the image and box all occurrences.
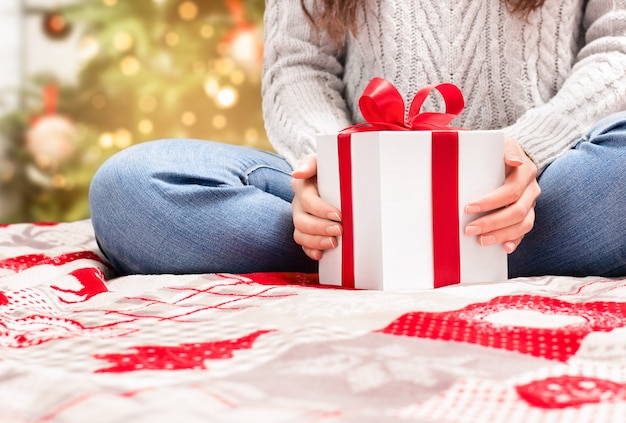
[316,130,508,291]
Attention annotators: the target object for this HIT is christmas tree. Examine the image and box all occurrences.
[0,0,267,223]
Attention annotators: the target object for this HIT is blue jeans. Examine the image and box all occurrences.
[89,112,626,277]
[509,111,626,277]
[89,140,317,275]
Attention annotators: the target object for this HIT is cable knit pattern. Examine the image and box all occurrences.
[262,0,626,173]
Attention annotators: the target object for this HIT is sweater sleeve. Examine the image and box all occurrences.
[261,0,353,169]
[504,0,626,174]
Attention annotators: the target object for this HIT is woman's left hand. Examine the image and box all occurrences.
[463,136,541,254]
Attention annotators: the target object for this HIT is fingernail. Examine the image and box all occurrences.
[504,241,516,254]
[310,249,322,260]
[328,212,341,222]
[321,237,337,249]
[327,225,341,236]
[479,235,496,246]
[465,205,481,214]
[465,226,481,237]
[507,156,524,165]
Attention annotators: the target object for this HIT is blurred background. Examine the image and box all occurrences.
[0,0,268,223]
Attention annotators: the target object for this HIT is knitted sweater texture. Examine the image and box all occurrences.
[262,0,626,173]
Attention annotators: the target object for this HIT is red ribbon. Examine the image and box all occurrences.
[431,131,461,287]
[337,78,464,288]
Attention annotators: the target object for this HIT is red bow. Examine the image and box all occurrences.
[342,77,464,133]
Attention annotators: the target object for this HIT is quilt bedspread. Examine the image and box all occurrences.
[1,220,626,422]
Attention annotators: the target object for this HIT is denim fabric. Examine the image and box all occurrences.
[509,111,626,277]
[89,139,317,275]
[90,112,626,278]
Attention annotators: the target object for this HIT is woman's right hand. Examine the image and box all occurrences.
[291,154,343,260]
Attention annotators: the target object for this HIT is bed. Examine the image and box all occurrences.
[1,219,626,422]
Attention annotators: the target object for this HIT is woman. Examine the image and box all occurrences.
[89,0,626,277]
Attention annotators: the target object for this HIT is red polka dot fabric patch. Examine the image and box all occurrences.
[516,376,626,408]
[376,295,626,361]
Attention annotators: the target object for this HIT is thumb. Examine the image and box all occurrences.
[292,154,318,179]
[504,135,524,167]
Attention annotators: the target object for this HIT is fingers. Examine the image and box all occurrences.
[474,208,535,252]
[295,231,338,260]
[295,177,342,224]
[292,184,342,255]
[466,159,538,214]
[465,136,540,254]
[466,180,539,237]
[291,162,343,261]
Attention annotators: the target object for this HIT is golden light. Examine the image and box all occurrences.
[91,94,107,109]
[230,30,257,62]
[230,70,245,85]
[228,27,263,73]
[113,31,133,52]
[216,87,238,108]
[138,119,154,135]
[200,24,215,39]
[78,35,99,61]
[178,1,198,21]
[216,42,229,56]
[214,57,235,75]
[138,95,157,113]
[203,77,220,97]
[244,128,259,145]
[192,60,205,74]
[34,156,51,170]
[212,114,227,129]
[98,133,114,148]
[85,146,102,163]
[165,31,180,47]
[120,55,140,76]
[103,0,117,6]
[52,174,67,189]
[114,129,133,149]
[181,111,197,127]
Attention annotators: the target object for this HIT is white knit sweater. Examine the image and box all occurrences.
[262,0,626,173]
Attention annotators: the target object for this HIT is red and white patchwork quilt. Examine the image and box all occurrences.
[2,220,626,422]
